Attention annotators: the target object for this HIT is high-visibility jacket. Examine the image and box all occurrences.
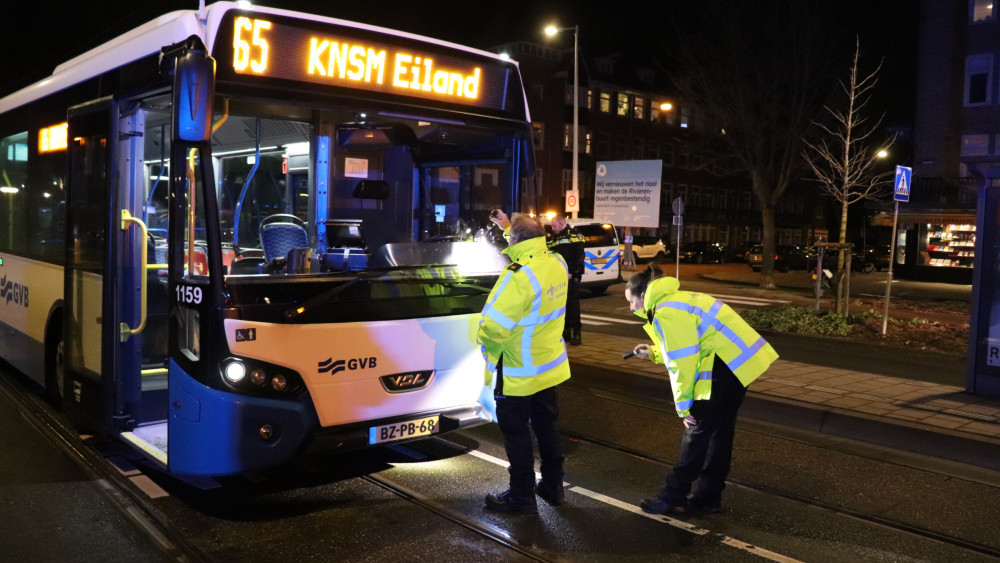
[636,276,778,417]
[478,236,571,396]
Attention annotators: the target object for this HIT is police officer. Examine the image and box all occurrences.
[478,212,571,514]
[624,265,778,515]
[547,215,585,346]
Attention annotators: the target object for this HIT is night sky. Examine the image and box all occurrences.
[1,0,917,124]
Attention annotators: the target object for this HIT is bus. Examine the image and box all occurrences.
[0,2,536,476]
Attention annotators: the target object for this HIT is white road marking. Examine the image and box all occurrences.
[580,313,644,325]
[469,448,804,562]
[707,293,791,305]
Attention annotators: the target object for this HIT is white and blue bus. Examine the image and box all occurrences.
[0,2,536,476]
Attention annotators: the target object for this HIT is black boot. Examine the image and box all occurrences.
[535,480,565,505]
[569,328,581,346]
[484,489,538,513]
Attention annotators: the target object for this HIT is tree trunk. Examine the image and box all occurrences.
[759,207,776,289]
[835,200,849,314]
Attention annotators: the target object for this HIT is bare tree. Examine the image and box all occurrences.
[664,0,837,289]
[803,39,895,314]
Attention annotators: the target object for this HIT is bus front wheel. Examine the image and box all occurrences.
[44,313,66,409]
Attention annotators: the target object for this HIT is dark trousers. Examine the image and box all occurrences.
[660,356,747,504]
[495,364,564,497]
[564,279,581,334]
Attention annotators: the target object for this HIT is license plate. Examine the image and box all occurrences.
[369,415,440,445]
[591,258,608,265]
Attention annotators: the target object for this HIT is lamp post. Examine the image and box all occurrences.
[545,24,579,219]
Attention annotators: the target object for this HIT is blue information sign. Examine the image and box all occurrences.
[893,165,912,202]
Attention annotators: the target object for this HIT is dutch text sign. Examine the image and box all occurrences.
[593,160,662,228]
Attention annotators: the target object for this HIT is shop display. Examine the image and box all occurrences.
[925,223,975,268]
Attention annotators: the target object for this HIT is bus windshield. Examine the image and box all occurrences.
[142,99,527,293]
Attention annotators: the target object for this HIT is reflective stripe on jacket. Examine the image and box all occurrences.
[478,236,571,396]
[636,276,778,417]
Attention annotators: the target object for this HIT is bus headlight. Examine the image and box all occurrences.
[271,374,288,392]
[224,360,247,383]
[250,368,267,387]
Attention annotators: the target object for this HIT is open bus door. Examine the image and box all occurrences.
[110,42,222,474]
[63,99,121,433]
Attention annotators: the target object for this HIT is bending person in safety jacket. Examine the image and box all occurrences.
[624,264,778,515]
[478,212,571,514]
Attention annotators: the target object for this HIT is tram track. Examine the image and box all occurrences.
[0,372,206,563]
[361,473,562,562]
[557,383,1000,561]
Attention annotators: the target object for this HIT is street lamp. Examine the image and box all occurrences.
[544,23,579,218]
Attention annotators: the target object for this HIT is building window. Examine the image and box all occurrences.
[600,92,611,113]
[596,132,610,158]
[965,54,992,106]
[586,89,593,110]
[585,131,592,155]
[616,135,629,158]
[663,142,675,166]
[678,184,688,205]
[972,0,994,21]
[617,93,629,116]
[532,123,544,150]
[562,169,573,191]
[666,106,678,126]
[662,182,674,203]
[647,141,660,159]
[680,107,690,128]
[704,187,715,208]
[535,169,543,196]
[962,134,990,157]
[634,96,645,120]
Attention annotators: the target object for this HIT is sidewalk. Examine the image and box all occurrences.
[567,330,1000,472]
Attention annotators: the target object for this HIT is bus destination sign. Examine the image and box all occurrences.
[224,15,512,111]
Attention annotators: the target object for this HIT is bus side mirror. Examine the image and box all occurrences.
[172,46,216,143]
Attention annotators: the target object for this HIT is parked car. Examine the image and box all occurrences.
[734,242,759,264]
[620,235,670,263]
[747,244,812,272]
[679,241,726,264]
[854,245,891,273]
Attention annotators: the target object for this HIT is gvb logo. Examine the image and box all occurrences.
[0,275,28,307]
[318,356,378,375]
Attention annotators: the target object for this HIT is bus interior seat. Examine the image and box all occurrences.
[260,214,309,263]
[230,256,266,275]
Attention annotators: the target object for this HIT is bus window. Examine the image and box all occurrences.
[180,147,210,279]
[215,116,311,254]
[0,132,29,254]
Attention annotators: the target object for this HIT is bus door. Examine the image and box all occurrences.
[64,99,128,434]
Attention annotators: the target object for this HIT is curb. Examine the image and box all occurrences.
[740,392,1000,473]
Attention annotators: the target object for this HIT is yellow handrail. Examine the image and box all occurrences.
[120,210,149,342]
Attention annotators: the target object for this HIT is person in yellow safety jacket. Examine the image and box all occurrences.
[624,264,778,516]
[547,216,585,346]
[477,211,571,514]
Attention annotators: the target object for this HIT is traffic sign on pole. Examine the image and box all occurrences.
[893,165,912,202]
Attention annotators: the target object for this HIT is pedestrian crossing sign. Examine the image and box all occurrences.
[894,165,912,202]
